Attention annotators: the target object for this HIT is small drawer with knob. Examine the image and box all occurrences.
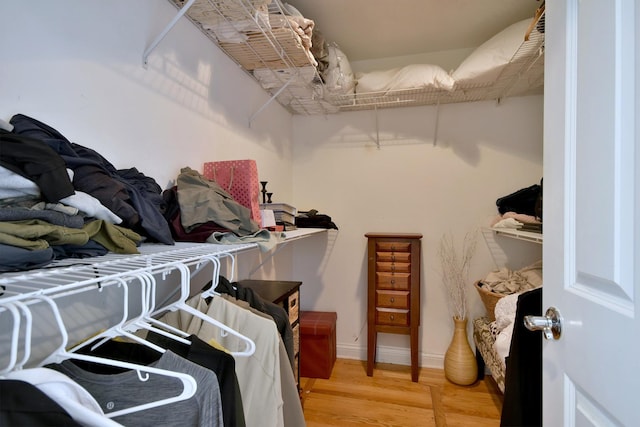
[375,308,410,327]
[375,261,411,273]
[375,241,412,253]
[375,272,411,290]
[376,290,410,309]
[375,251,411,263]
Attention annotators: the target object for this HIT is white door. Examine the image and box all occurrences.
[543,0,639,426]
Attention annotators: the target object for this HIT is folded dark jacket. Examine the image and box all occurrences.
[0,243,55,272]
[295,209,338,229]
[10,114,173,245]
[0,130,75,203]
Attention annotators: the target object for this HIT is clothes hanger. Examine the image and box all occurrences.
[221,252,237,283]
[35,294,198,419]
[210,252,238,296]
[194,252,238,300]
[122,271,192,345]
[0,301,22,375]
[195,254,222,300]
[10,300,32,371]
[69,277,166,354]
[150,262,256,357]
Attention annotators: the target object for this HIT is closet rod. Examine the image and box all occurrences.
[143,0,198,68]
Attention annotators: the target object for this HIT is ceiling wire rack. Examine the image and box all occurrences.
[158,0,336,119]
[329,11,545,112]
[152,0,545,116]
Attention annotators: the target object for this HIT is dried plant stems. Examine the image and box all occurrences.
[438,231,478,320]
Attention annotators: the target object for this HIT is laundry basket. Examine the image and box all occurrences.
[474,281,505,322]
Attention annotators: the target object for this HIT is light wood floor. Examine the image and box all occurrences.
[301,359,503,427]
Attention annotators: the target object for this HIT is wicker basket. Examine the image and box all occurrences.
[474,280,505,322]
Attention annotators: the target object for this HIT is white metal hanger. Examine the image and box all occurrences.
[0,302,21,375]
[36,294,198,418]
[150,262,256,357]
[216,252,237,283]
[10,300,32,371]
[123,271,192,345]
[187,251,238,300]
[194,254,222,300]
[69,278,166,354]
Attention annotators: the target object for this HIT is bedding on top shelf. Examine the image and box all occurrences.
[171,0,336,113]
[452,18,532,86]
[250,2,356,113]
[170,0,543,113]
[330,12,544,110]
[172,0,317,70]
[355,64,456,94]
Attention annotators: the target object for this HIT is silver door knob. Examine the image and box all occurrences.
[524,307,563,340]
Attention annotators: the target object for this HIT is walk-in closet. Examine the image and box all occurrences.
[1,1,561,426]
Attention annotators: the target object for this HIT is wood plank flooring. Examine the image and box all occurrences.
[301,359,503,427]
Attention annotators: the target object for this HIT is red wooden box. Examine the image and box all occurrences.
[300,311,337,379]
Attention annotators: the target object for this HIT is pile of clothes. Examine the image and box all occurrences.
[0,114,266,272]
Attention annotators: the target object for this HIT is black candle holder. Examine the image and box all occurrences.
[266,192,273,203]
[260,181,268,204]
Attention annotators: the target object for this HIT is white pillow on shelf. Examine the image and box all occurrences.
[356,64,455,94]
[452,18,531,85]
[324,45,356,95]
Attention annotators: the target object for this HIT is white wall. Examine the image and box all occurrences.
[291,97,543,367]
[0,1,294,197]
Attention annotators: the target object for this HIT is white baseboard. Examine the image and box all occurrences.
[337,343,445,370]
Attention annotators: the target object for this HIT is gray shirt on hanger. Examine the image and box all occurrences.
[48,350,223,427]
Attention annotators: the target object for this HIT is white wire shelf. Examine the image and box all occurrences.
[490,227,543,244]
[163,0,545,115]
[0,228,327,304]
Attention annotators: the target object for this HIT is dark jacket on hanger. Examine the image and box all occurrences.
[0,380,83,427]
[501,287,542,427]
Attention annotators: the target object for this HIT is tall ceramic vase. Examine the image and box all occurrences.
[444,317,478,385]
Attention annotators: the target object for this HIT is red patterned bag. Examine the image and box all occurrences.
[203,160,261,224]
